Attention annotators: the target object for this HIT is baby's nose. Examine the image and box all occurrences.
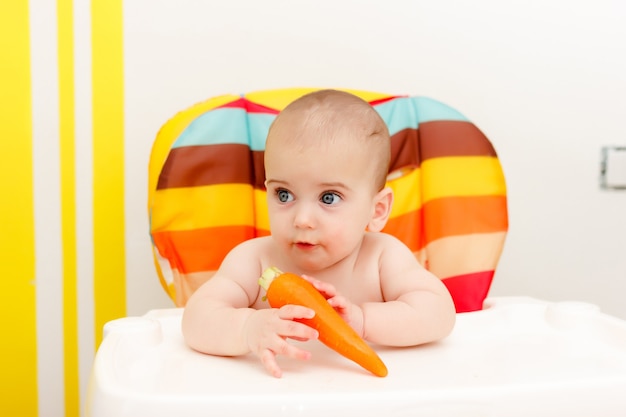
[293,204,315,229]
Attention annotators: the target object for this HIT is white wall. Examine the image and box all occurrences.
[124,0,626,318]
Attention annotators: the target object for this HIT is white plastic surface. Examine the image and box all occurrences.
[85,297,626,417]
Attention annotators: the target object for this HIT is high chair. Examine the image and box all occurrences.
[147,87,508,312]
[86,89,626,417]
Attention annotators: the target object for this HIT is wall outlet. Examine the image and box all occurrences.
[600,146,626,190]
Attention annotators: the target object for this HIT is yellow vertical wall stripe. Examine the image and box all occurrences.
[91,0,126,345]
[0,2,37,416]
[57,1,79,416]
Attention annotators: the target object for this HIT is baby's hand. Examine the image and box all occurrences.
[301,275,364,338]
[243,306,318,378]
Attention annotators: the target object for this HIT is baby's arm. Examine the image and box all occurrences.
[361,236,456,347]
[181,240,318,377]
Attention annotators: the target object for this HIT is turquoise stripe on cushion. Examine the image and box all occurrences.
[375,98,418,136]
[412,97,468,123]
[172,108,274,151]
[374,97,469,136]
[248,113,276,151]
[173,108,248,148]
[172,95,470,150]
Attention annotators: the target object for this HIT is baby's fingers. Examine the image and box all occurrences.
[327,295,348,310]
[259,335,312,377]
[277,304,315,321]
[301,274,337,299]
[277,305,319,340]
[260,349,283,378]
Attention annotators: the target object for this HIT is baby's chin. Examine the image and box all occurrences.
[287,252,330,273]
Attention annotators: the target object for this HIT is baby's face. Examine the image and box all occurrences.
[264,134,379,273]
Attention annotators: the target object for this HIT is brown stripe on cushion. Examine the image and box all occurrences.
[252,151,266,189]
[389,121,496,172]
[158,121,497,190]
[157,144,266,190]
[420,120,497,159]
[389,128,420,172]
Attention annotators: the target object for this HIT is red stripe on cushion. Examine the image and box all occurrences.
[215,97,246,109]
[369,95,405,106]
[442,270,494,313]
[217,97,280,114]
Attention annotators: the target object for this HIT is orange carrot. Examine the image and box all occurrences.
[258,267,388,377]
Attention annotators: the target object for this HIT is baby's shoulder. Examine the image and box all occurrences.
[363,232,415,261]
[224,236,272,260]
[234,235,271,248]
[364,231,405,248]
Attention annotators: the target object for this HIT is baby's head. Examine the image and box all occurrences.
[265,90,391,191]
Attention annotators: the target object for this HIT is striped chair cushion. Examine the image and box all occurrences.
[148,88,508,312]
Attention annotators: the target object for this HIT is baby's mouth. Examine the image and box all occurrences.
[294,241,316,250]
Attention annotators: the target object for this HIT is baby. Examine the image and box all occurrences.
[182,89,456,377]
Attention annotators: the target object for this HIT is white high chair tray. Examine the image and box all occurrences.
[86,297,626,417]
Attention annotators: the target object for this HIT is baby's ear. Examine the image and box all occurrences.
[367,187,393,232]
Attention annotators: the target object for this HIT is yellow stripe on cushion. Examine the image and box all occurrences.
[245,88,321,110]
[151,183,257,231]
[387,168,422,218]
[151,245,176,301]
[254,188,270,231]
[338,88,394,103]
[422,156,506,202]
[245,88,393,111]
[425,232,507,279]
[148,94,241,209]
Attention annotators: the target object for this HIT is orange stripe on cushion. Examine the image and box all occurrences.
[423,195,508,243]
[383,196,507,250]
[152,226,270,273]
[383,193,508,247]
[383,210,424,252]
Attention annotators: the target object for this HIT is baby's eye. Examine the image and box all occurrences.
[320,192,341,205]
[276,189,294,203]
